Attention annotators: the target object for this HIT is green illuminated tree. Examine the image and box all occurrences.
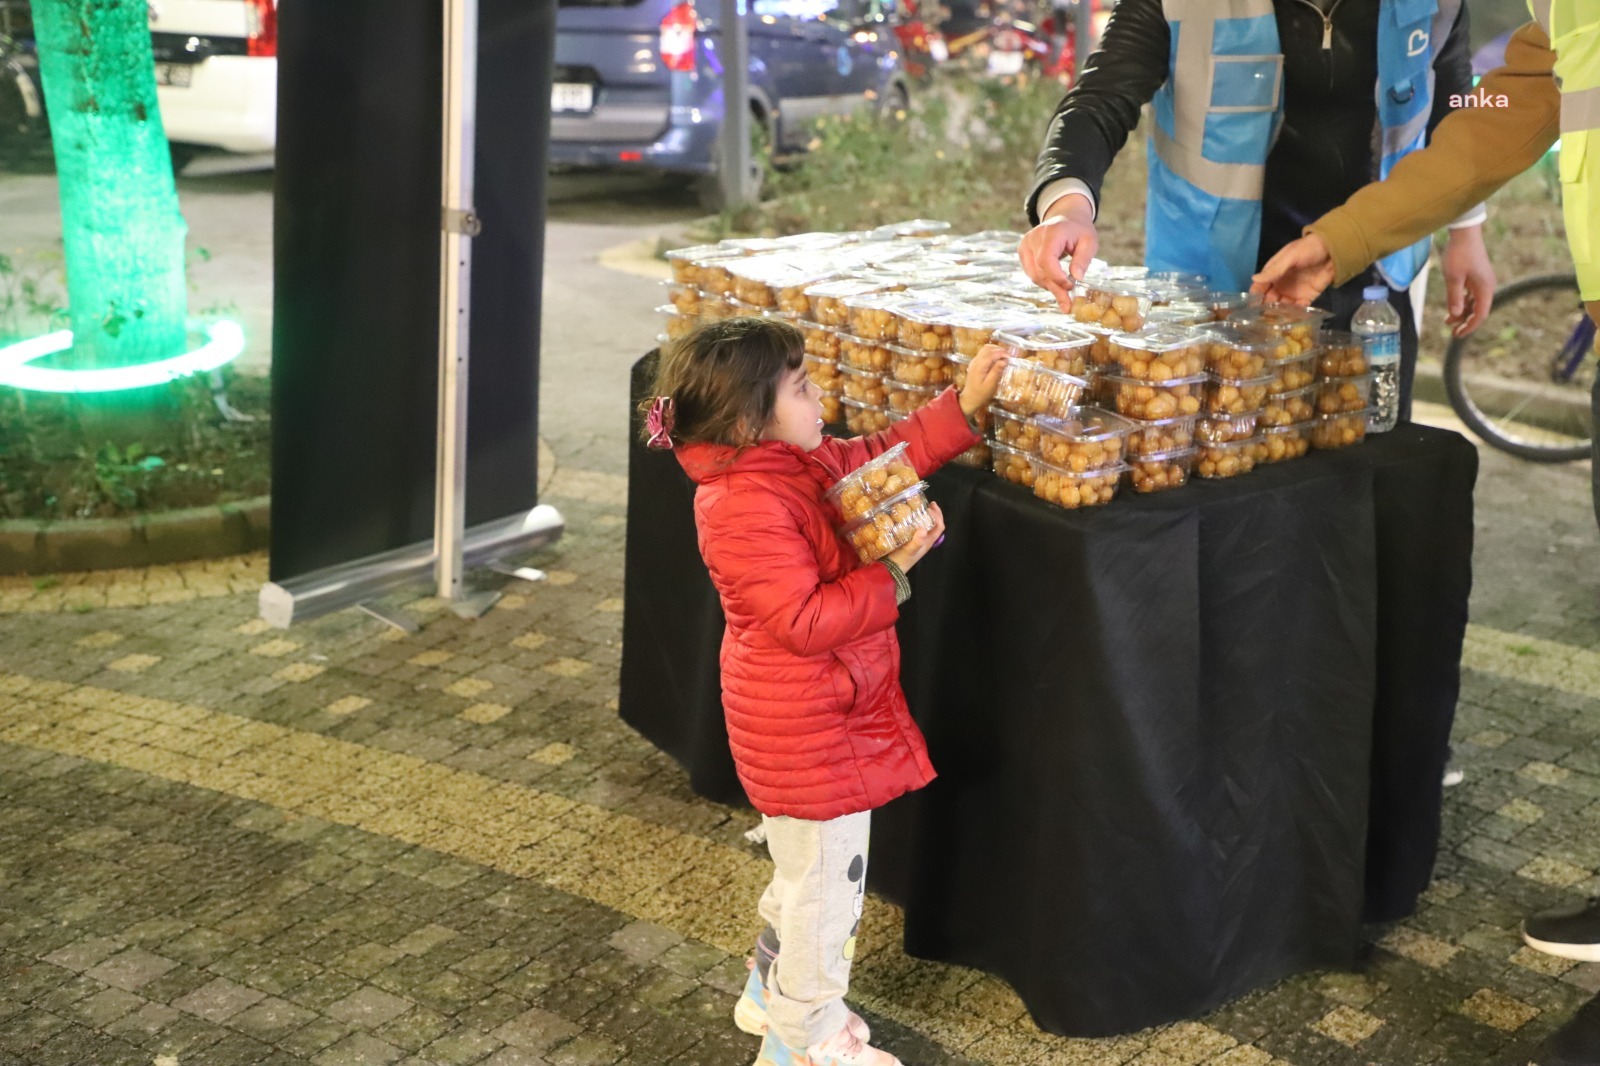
[31,0,188,375]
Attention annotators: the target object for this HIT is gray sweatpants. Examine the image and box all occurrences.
[756,810,872,1049]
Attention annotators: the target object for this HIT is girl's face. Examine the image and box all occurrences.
[760,365,826,452]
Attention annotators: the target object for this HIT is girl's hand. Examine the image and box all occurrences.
[960,345,1009,418]
[886,503,945,573]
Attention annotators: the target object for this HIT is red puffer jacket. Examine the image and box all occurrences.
[676,389,979,821]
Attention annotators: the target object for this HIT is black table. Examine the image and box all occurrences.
[620,352,1477,1037]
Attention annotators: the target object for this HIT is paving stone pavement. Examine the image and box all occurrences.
[2,391,1599,1066]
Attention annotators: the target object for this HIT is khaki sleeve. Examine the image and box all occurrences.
[1308,21,1563,286]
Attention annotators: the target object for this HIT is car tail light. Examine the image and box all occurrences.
[659,3,697,72]
[245,0,278,58]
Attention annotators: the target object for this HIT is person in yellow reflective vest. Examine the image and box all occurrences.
[1253,9,1600,1063]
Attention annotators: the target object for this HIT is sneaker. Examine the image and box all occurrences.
[1531,991,1600,1066]
[1442,765,1465,787]
[753,1024,903,1066]
[1524,897,1600,963]
[735,958,871,1042]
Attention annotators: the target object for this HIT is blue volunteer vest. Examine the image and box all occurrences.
[1147,0,1460,292]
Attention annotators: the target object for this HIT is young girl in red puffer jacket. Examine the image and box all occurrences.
[642,316,1007,1066]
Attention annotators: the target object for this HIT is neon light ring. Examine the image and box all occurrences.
[0,319,246,394]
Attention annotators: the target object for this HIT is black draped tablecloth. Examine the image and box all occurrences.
[619,352,1477,1037]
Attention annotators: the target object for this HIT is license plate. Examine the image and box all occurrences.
[987,50,1024,76]
[551,82,594,113]
[155,63,193,88]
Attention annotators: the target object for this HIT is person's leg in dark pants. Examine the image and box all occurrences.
[1592,362,1599,535]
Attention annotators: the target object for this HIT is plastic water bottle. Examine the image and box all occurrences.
[1353,285,1401,433]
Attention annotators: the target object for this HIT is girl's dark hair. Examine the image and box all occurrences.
[642,316,806,448]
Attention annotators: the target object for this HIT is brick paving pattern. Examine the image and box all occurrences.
[1,404,1598,1066]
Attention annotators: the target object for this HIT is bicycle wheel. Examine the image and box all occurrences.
[1443,273,1595,462]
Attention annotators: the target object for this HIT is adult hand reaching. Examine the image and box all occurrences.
[1251,233,1337,306]
[1019,194,1099,312]
[1441,225,1496,337]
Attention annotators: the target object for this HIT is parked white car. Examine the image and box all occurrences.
[148,0,277,156]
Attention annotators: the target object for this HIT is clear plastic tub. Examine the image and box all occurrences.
[727,255,796,309]
[1315,373,1373,415]
[989,440,1036,487]
[663,282,706,316]
[951,309,1037,358]
[1195,436,1263,479]
[664,244,742,287]
[1316,330,1369,376]
[1108,328,1209,379]
[826,441,921,521]
[995,360,1092,419]
[894,301,963,354]
[1267,351,1317,394]
[805,354,842,393]
[1070,322,1120,371]
[869,219,953,240]
[842,483,935,563]
[1310,408,1371,449]
[843,292,912,342]
[951,439,992,468]
[807,279,901,327]
[1196,412,1261,443]
[1203,327,1274,378]
[657,305,695,341]
[886,380,939,414]
[1259,421,1313,463]
[993,323,1095,376]
[1259,384,1318,426]
[1035,408,1133,471]
[1066,279,1151,332]
[947,351,973,390]
[1124,414,1199,457]
[1127,447,1196,493]
[1232,304,1329,356]
[1204,373,1275,416]
[839,334,897,373]
[1201,290,1262,322]
[820,393,843,425]
[775,264,848,318]
[890,345,954,388]
[800,321,843,362]
[1103,372,1207,420]
[1145,303,1214,329]
[1030,458,1126,509]
[988,406,1043,453]
[839,364,889,406]
[1139,279,1208,308]
[841,397,892,435]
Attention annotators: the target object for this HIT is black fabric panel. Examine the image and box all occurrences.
[618,354,1477,1035]
[1360,427,1479,920]
[270,0,548,581]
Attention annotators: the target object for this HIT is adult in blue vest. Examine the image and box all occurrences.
[1017,0,1497,422]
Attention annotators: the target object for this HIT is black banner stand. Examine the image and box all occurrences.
[260,0,562,628]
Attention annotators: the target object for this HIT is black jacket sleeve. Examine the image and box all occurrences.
[1025,0,1171,224]
[1427,1,1473,136]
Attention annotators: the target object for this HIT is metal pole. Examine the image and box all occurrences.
[718,0,750,210]
[436,0,479,601]
[1073,0,1092,79]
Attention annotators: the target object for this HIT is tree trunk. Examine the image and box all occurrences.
[32,0,188,373]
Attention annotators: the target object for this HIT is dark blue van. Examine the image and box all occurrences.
[551,0,911,205]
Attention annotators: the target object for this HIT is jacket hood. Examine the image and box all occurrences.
[676,439,820,485]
